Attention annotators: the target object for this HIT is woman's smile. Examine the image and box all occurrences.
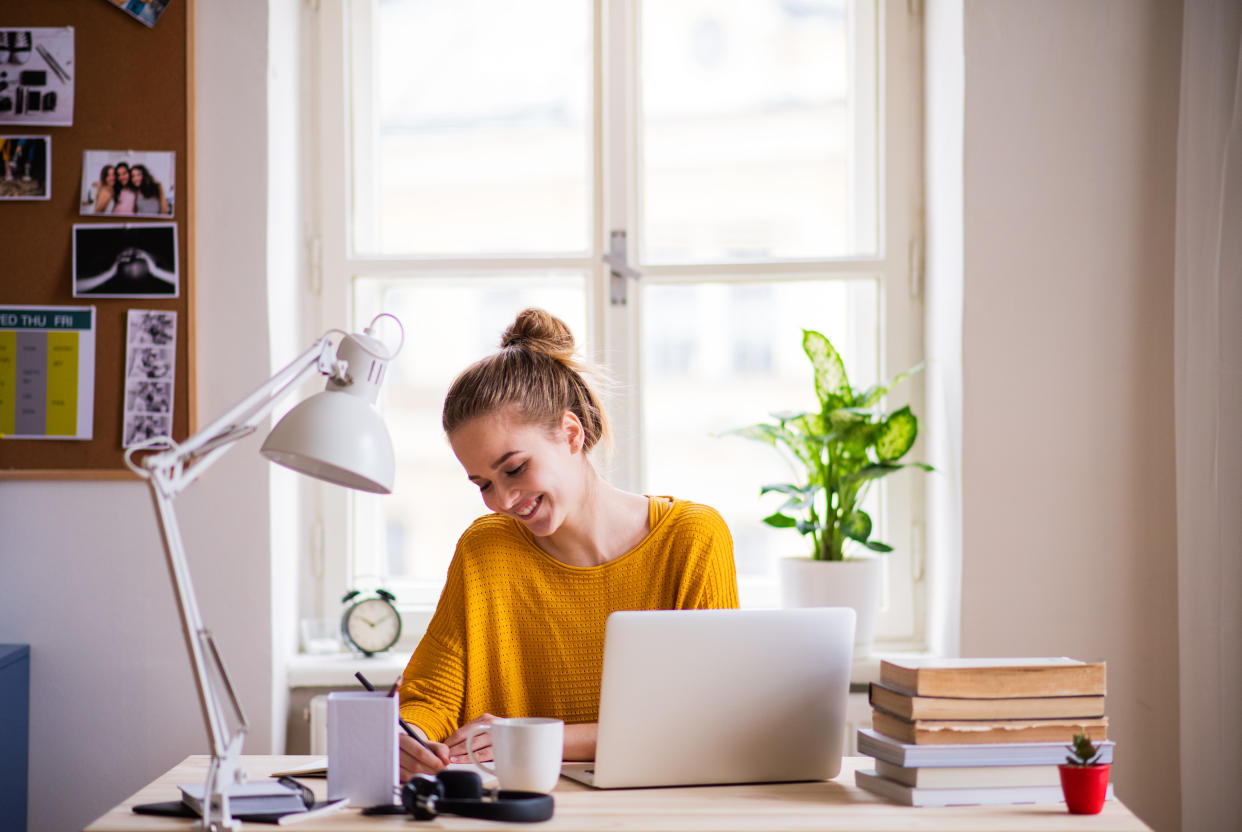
[513,494,542,519]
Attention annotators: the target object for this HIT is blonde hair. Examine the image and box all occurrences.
[442,308,610,451]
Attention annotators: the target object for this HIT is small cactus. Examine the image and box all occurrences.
[1065,732,1103,766]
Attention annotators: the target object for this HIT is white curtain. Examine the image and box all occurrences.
[1174,2,1242,830]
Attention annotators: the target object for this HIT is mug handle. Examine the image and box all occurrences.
[464,722,497,776]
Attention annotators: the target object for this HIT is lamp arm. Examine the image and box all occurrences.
[138,337,340,496]
[129,334,343,831]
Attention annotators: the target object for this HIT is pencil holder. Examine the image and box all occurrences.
[327,691,398,806]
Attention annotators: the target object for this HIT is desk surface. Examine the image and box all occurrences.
[84,755,1153,832]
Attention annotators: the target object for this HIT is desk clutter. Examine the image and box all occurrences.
[855,657,1113,807]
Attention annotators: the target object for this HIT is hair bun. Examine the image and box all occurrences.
[501,307,576,360]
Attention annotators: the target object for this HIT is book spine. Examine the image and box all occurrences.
[856,729,1116,768]
[871,712,1109,746]
[884,665,1107,699]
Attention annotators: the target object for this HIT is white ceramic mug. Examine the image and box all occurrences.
[465,717,564,793]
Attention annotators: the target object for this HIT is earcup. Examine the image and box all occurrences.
[438,769,484,799]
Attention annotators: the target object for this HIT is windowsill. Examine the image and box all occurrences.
[286,651,410,689]
[286,645,935,690]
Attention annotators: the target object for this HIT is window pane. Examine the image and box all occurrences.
[641,279,878,606]
[353,0,592,255]
[351,275,588,599]
[640,0,878,263]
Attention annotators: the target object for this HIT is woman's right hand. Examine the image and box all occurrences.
[399,729,451,781]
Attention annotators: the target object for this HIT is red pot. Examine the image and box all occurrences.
[1058,763,1110,814]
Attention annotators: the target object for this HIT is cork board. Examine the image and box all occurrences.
[0,0,194,478]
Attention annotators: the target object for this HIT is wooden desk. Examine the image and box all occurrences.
[84,755,1153,831]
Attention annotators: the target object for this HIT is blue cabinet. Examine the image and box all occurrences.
[0,645,29,832]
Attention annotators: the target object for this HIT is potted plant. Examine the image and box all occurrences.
[727,330,931,657]
[1059,732,1110,814]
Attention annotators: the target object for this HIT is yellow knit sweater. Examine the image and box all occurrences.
[399,497,738,741]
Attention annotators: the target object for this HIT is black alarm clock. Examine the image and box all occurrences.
[340,588,402,656]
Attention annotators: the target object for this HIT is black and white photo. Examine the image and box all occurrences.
[123,308,177,448]
[125,380,171,413]
[123,412,171,446]
[73,223,178,298]
[126,345,174,380]
[127,309,176,345]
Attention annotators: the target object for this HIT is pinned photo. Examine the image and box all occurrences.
[72,223,178,298]
[102,0,173,28]
[0,28,75,127]
[127,345,174,380]
[81,149,174,216]
[124,412,171,446]
[0,135,49,199]
[127,309,176,345]
[123,308,177,448]
[126,381,171,413]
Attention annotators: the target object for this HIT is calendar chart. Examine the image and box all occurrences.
[0,306,96,440]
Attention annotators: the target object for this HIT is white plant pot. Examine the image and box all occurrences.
[779,556,883,659]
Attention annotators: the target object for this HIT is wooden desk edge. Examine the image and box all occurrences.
[83,755,1154,832]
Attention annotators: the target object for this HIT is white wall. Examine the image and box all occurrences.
[959,2,1182,831]
[0,3,273,830]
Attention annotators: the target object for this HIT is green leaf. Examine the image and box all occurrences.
[770,410,809,422]
[863,540,894,553]
[860,367,923,408]
[803,330,851,407]
[841,510,872,542]
[719,423,782,446]
[844,461,934,485]
[795,519,820,535]
[876,405,918,461]
[843,462,902,484]
[762,512,798,528]
[857,362,926,408]
[764,482,819,497]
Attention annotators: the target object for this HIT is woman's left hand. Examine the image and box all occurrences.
[444,713,501,763]
[445,717,600,763]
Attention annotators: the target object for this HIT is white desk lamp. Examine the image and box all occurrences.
[124,314,403,831]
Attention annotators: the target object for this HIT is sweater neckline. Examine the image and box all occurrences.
[512,495,682,572]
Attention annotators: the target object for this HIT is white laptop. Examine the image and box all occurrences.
[560,607,855,789]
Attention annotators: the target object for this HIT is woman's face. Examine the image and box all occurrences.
[103,167,115,187]
[449,406,586,538]
[131,167,144,187]
[116,166,130,186]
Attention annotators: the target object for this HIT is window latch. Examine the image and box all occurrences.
[602,230,640,306]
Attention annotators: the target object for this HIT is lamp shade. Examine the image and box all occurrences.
[260,389,394,493]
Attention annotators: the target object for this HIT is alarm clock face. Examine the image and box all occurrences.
[344,597,402,655]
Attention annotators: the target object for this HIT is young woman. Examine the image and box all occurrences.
[398,308,738,778]
[91,164,116,213]
[110,163,137,215]
[130,164,169,215]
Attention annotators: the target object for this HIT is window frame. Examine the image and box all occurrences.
[305,0,927,649]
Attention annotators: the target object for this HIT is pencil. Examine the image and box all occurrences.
[354,671,434,752]
[36,45,70,83]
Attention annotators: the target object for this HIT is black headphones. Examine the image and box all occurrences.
[399,769,554,823]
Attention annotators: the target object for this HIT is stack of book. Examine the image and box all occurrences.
[855,657,1113,807]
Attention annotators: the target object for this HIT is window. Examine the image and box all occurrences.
[308,0,925,645]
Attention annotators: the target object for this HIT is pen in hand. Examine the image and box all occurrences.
[354,671,435,753]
